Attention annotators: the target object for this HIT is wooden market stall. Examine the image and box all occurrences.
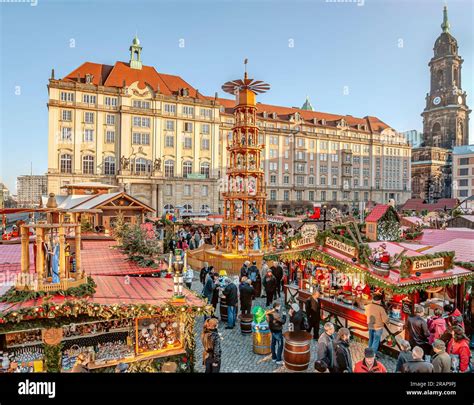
[0,275,210,373]
[271,232,473,354]
[0,215,210,373]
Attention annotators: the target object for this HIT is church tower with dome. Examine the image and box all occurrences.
[422,5,470,148]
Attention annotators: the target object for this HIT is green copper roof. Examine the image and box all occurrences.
[301,96,314,111]
[132,35,140,46]
[441,5,450,33]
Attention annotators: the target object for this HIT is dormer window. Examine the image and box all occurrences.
[85,74,93,84]
[180,88,190,97]
[272,112,278,119]
[320,119,326,125]
[263,111,268,118]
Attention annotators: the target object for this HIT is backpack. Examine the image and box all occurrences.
[449,354,460,373]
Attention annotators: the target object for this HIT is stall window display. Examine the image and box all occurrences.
[136,316,181,354]
[1,345,44,373]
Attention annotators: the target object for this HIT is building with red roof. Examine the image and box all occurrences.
[47,36,412,218]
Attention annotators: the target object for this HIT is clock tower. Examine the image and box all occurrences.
[422,5,470,148]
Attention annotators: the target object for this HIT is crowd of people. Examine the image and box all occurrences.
[168,227,207,252]
[197,261,471,374]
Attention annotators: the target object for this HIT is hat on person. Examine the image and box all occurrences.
[364,347,376,358]
[291,303,300,312]
[252,260,257,265]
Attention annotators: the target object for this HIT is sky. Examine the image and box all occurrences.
[0,0,473,192]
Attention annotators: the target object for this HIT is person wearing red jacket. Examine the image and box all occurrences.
[353,348,387,373]
[447,326,472,373]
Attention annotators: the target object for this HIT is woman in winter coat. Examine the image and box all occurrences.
[447,326,471,373]
[427,308,447,345]
[201,318,222,373]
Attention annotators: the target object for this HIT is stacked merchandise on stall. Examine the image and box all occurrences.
[267,230,473,354]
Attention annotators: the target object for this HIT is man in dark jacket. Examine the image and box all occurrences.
[202,273,218,305]
[223,278,238,329]
[316,322,336,372]
[239,278,254,315]
[240,261,250,281]
[289,303,307,332]
[406,305,431,356]
[200,262,211,286]
[333,328,352,373]
[431,339,451,373]
[401,346,434,373]
[272,261,284,298]
[306,290,322,339]
[262,270,277,307]
[168,238,177,253]
[247,261,259,283]
[267,302,287,364]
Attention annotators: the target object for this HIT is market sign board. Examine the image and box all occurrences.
[301,223,318,239]
[409,255,452,274]
[291,236,316,249]
[325,237,358,259]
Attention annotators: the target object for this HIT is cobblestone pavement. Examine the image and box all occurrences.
[190,279,397,373]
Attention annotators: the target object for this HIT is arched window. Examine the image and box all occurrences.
[201,204,210,213]
[60,154,72,173]
[164,160,174,177]
[183,161,192,178]
[135,158,148,174]
[200,162,210,178]
[163,204,174,213]
[183,204,192,213]
[82,155,94,174]
[104,156,115,175]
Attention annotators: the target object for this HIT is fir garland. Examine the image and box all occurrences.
[262,248,473,295]
[455,261,474,270]
[0,277,97,304]
[44,343,63,372]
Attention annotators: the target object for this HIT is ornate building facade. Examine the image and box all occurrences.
[47,36,221,215]
[47,37,412,216]
[412,6,470,201]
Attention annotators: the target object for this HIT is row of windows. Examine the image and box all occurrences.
[61,93,214,118]
[164,184,210,198]
[60,128,211,150]
[268,190,370,202]
[59,154,211,177]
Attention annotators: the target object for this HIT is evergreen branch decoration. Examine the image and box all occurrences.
[261,248,472,295]
[0,277,97,304]
[44,343,63,372]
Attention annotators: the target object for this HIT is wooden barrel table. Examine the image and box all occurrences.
[220,296,228,322]
[240,314,253,335]
[252,323,271,355]
[283,331,312,371]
